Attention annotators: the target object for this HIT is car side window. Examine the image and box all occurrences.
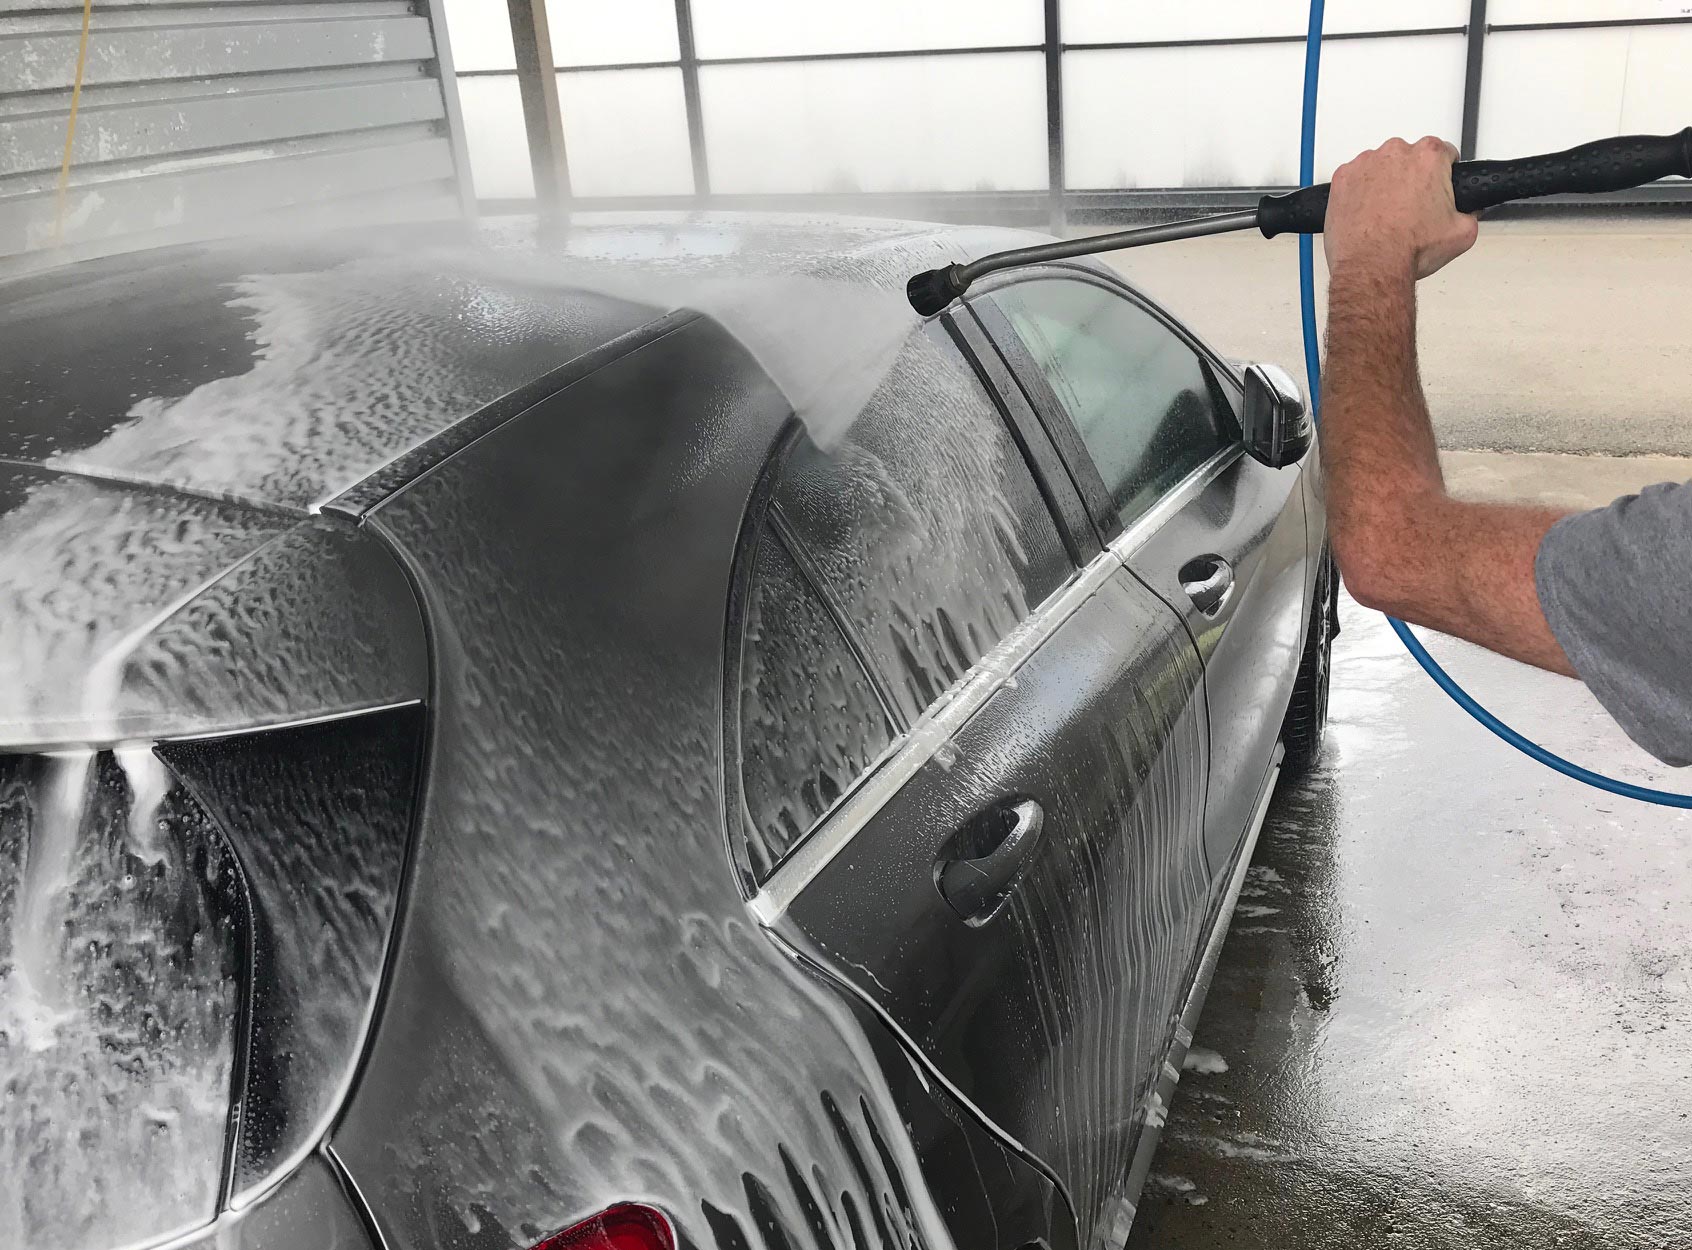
[732,322,1073,883]
[771,322,1073,724]
[988,278,1236,531]
[737,521,896,882]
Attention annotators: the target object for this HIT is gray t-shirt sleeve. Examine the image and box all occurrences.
[1536,481,1692,767]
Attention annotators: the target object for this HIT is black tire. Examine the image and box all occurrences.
[1282,546,1337,776]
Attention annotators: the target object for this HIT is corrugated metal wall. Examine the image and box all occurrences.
[0,0,472,273]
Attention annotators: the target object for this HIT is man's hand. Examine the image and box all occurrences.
[1324,136,1479,281]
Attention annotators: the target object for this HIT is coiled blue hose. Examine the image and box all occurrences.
[1298,0,1692,806]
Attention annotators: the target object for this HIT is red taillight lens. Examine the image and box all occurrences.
[532,1204,676,1250]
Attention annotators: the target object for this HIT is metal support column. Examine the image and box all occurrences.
[416,0,479,219]
[506,0,570,215]
[1459,0,1488,160]
[1043,0,1065,234]
[674,0,710,197]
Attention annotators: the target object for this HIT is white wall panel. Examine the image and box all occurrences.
[441,0,679,71]
[440,0,515,71]
[692,0,1041,59]
[1617,26,1692,134]
[1065,35,1464,189]
[1491,0,1687,21]
[701,54,1046,193]
[458,75,534,198]
[1317,33,1467,168]
[1478,27,1692,158]
[558,68,693,195]
[550,0,679,67]
[1062,0,1467,44]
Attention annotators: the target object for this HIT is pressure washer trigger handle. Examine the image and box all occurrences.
[1452,127,1692,214]
[1259,127,1692,240]
[1256,184,1330,240]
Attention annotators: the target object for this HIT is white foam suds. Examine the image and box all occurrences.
[448,250,923,454]
[8,750,93,1051]
[1183,1046,1230,1075]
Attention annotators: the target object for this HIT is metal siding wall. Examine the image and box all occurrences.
[0,0,470,272]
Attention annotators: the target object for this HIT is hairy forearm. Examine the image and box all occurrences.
[1322,260,1442,547]
[1320,261,1576,676]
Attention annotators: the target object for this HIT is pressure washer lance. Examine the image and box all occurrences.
[906,128,1692,316]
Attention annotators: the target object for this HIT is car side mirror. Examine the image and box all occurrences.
[1241,363,1313,469]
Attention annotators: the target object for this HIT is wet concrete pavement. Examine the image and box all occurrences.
[1129,592,1692,1249]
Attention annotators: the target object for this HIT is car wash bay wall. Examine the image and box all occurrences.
[0,0,474,275]
[444,0,1692,218]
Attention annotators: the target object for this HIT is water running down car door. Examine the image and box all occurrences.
[978,271,1308,882]
[729,321,1214,1247]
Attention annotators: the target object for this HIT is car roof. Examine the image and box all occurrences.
[0,213,1048,514]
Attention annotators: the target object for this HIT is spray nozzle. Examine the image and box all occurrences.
[906,265,970,317]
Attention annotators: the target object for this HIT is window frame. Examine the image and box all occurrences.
[966,262,1247,548]
[722,311,1089,897]
[722,420,902,895]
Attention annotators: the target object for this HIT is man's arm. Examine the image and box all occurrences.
[1321,136,1576,677]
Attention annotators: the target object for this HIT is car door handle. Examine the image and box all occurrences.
[934,798,1045,926]
[1179,554,1235,617]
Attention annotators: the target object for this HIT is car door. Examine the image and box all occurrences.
[974,268,1309,884]
[727,318,1215,1248]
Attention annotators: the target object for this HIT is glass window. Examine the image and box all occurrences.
[734,324,1071,880]
[990,279,1235,530]
[556,68,694,196]
[691,0,1039,59]
[737,525,895,882]
[772,324,1072,724]
[699,55,1046,195]
[1064,36,1465,189]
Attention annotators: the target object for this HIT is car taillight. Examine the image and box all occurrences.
[532,1204,676,1250]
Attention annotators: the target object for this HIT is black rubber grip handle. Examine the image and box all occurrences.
[1257,128,1692,238]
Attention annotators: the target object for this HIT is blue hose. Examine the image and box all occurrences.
[1297,0,1692,807]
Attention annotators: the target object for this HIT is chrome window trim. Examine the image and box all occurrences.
[1109,444,1241,561]
[749,547,1122,924]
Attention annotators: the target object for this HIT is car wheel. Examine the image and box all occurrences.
[1282,546,1336,776]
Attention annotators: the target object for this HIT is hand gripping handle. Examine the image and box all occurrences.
[1257,128,1692,238]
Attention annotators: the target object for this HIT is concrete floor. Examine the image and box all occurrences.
[1091,213,1692,1245]
[1103,215,1692,456]
[1127,462,1692,1246]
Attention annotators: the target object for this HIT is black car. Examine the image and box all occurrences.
[0,215,1333,1250]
